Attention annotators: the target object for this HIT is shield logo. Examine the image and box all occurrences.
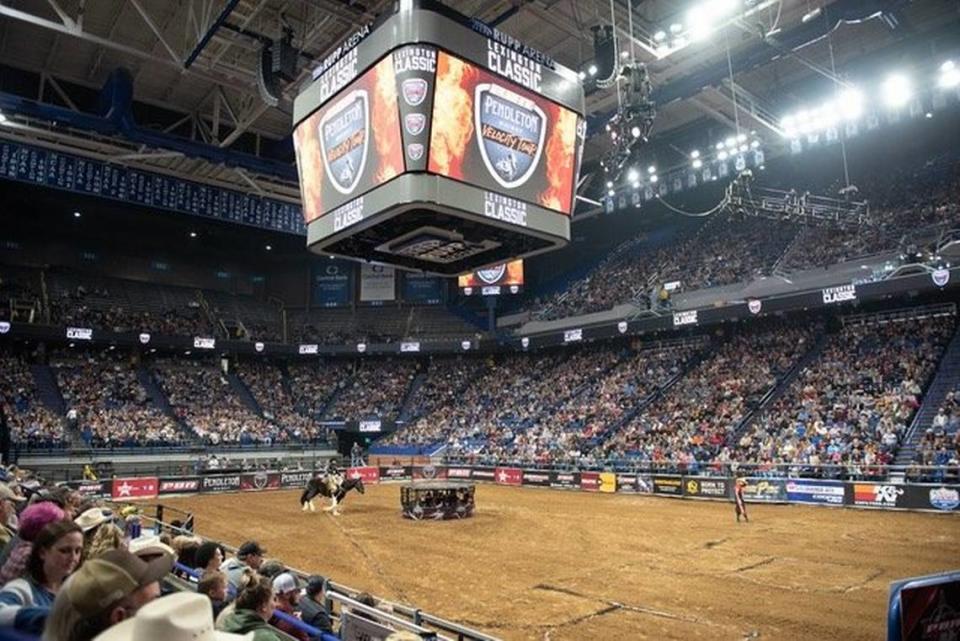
[253,471,268,490]
[932,268,950,288]
[461,340,471,350]
[357,342,367,353]
[318,89,369,195]
[138,332,150,344]
[509,285,519,294]
[401,78,428,106]
[617,321,627,334]
[521,337,529,349]
[421,465,436,479]
[475,83,547,189]
[748,299,762,314]
[407,143,424,160]
[477,264,506,285]
[463,287,473,296]
[404,113,426,136]
[254,342,264,353]
[0,321,9,334]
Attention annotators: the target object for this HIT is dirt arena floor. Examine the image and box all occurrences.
[162,484,958,640]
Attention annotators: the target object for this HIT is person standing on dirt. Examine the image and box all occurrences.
[734,478,749,523]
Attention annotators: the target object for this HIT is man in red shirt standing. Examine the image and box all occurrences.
[734,477,749,523]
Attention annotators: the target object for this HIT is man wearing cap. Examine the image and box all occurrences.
[41,546,174,641]
[220,541,265,593]
[299,576,333,639]
[0,483,25,547]
[269,573,308,641]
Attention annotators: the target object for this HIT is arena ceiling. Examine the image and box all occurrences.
[0,0,957,210]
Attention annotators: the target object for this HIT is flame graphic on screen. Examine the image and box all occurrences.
[293,117,324,222]
[429,53,476,178]
[539,107,578,214]
[372,58,403,182]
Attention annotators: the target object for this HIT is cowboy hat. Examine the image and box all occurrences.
[93,592,253,641]
[75,507,114,532]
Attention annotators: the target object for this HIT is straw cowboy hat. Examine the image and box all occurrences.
[93,592,253,641]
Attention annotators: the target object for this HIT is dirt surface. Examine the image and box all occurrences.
[162,484,959,640]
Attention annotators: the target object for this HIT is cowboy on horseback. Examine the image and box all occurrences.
[299,464,364,516]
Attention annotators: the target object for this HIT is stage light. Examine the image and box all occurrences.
[692,158,703,169]
[838,88,864,120]
[650,174,659,183]
[926,112,933,119]
[606,180,614,189]
[724,136,736,148]
[578,71,586,80]
[627,168,639,182]
[0,112,6,124]
[882,73,911,108]
[940,60,960,89]
[718,150,729,160]
[690,149,700,159]
[73,211,81,218]
[189,231,197,238]
[608,188,616,197]
[715,142,724,150]
[670,22,683,34]
[647,165,656,174]
[621,50,630,59]
[654,30,667,41]
[631,126,642,138]
[750,140,760,149]
[588,64,598,76]
[265,244,273,251]
[632,181,641,189]
[801,7,822,23]
[781,115,796,138]
[738,144,748,153]
[736,133,747,143]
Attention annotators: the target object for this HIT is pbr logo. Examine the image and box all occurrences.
[404,113,426,136]
[0,322,9,334]
[252,471,269,490]
[406,143,424,160]
[319,89,369,195]
[521,337,529,349]
[932,267,950,288]
[929,487,960,511]
[138,332,150,344]
[421,465,437,480]
[477,264,506,285]
[475,83,546,189]
[357,342,367,353]
[617,321,628,334]
[748,299,762,315]
[254,342,264,353]
[401,78,428,106]
[509,285,519,294]
[461,340,471,351]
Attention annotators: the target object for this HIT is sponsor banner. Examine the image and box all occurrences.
[359,264,396,302]
[428,51,581,215]
[785,479,845,505]
[346,466,380,484]
[672,310,698,327]
[413,465,447,481]
[200,475,241,494]
[240,472,281,492]
[599,472,616,493]
[293,56,404,223]
[821,283,857,304]
[312,259,354,307]
[742,478,788,503]
[495,467,523,486]
[66,326,93,341]
[402,272,443,304]
[400,341,421,353]
[900,484,960,512]
[393,45,437,172]
[580,471,600,492]
[850,482,905,508]
[70,480,109,499]
[616,474,637,493]
[112,477,158,500]
[549,471,579,489]
[158,478,201,495]
[299,344,319,355]
[446,467,473,479]
[280,471,316,489]
[358,419,382,433]
[684,477,729,499]
[563,328,583,343]
[898,574,960,640]
[379,466,413,482]
[636,474,654,494]
[521,471,551,487]
[193,336,216,349]
[652,476,683,496]
[458,260,524,295]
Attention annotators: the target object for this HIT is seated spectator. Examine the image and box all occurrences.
[300,575,333,638]
[0,519,83,634]
[195,541,224,575]
[90,591,243,641]
[198,570,230,620]
[41,546,173,641]
[1,502,68,585]
[220,541,265,593]
[270,573,308,641]
[217,574,285,640]
[0,485,24,547]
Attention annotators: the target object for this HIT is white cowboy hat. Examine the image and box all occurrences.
[93,592,253,641]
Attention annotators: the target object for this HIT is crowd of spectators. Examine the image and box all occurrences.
[54,352,183,447]
[602,326,816,468]
[0,354,65,447]
[736,317,953,475]
[909,383,960,482]
[401,357,485,421]
[154,360,287,445]
[323,359,416,421]
[235,363,333,443]
[287,362,350,418]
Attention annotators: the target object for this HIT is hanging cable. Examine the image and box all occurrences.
[610,0,622,111]
[725,31,741,137]
[655,194,729,218]
[828,34,852,190]
[626,0,636,61]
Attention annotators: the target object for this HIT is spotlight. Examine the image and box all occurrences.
[670,23,683,34]
[692,158,703,169]
[621,50,630,59]
[926,112,933,119]
[715,142,724,150]
[718,150,729,160]
[73,211,81,218]
[882,73,911,108]
[627,168,640,182]
[189,231,198,238]
[690,149,700,159]
[724,136,736,148]
[606,180,614,188]
[940,60,960,89]
[650,174,659,183]
[632,181,640,189]
[738,144,748,153]
[588,64,598,76]
[750,140,760,149]
[631,126,642,138]
[736,133,747,143]
[838,88,864,120]
[578,71,586,80]
[647,165,656,174]
[265,244,273,251]
[654,30,667,41]
[608,188,616,196]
